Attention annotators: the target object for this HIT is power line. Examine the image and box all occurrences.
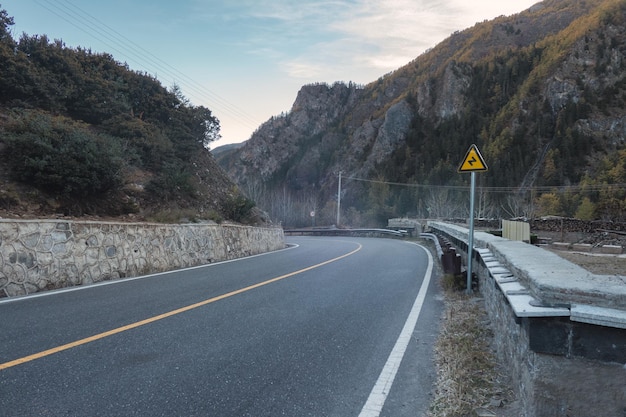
[344,175,626,193]
[32,0,261,131]
[345,176,470,190]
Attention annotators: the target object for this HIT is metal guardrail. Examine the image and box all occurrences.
[419,233,443,258]
[283,228,408,237]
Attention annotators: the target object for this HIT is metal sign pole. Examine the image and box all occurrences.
[458,144,487,294]
[467,171,476,294]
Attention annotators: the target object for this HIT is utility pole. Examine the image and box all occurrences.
[336,171,342,226]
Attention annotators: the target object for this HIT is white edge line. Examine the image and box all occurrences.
[358,242,434,417]
[0,244,299,305]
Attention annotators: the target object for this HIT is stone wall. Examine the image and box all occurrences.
[428,221,626,417]
[0,220,285,297]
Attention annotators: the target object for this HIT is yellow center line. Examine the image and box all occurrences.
[0,243,362,371]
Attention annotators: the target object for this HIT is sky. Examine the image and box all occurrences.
[1,0,539,148]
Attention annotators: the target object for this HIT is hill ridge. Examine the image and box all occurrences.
[0,8,259,224]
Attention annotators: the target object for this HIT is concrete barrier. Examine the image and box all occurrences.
[428,221,626,417]
[571,243,593,252]
[601,245,623,254]
[0,219,285,298]
[551,242,570,250]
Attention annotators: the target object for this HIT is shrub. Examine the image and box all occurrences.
[223,192,255,223]
[144,160,195,202]
[3,110,124,198]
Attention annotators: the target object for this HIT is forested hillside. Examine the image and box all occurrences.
[218,0,626,227]
[0,7,257,223]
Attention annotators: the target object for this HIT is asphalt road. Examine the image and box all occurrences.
[0,236,442,417]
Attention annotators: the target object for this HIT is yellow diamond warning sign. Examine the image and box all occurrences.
[458,144,488,173]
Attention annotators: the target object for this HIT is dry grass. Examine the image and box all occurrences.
[427,289,509,417]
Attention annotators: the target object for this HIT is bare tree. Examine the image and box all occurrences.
[501,190,535,219]
[426,188,464,218]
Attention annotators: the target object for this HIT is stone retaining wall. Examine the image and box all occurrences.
[0,220,285,297]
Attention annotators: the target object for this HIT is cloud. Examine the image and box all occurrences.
[269,0,462,81]
[257,0,538,82]
[189,0,470,81]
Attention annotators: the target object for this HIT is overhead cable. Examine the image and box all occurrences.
[32,0,260,130]
[344,176,626,193]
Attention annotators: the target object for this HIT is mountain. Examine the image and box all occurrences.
[217,0,626,227]
[0,7,259,224]
[211,142,245,157]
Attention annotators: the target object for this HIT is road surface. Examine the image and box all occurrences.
[0,236,442,416]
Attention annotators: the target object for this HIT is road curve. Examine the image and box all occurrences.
[0,236,442,416]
